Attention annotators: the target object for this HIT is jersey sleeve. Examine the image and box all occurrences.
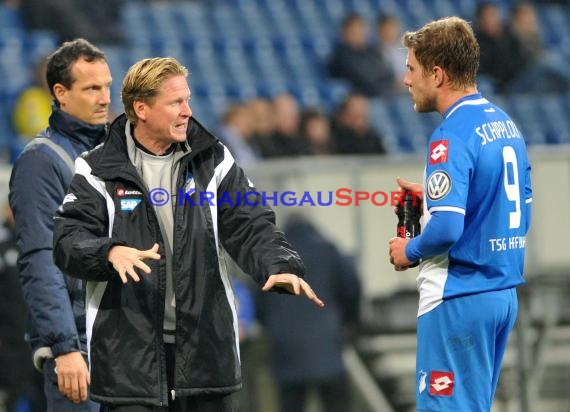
[424,128,475,215]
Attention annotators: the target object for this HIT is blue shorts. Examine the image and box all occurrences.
[416,288,518,412]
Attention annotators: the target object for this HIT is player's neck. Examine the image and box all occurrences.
[438,86,478,116]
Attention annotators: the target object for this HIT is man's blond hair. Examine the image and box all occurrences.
[122,57,188,123]
[402,17,479,90]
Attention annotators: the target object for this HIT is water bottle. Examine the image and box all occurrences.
[396,191,421,268]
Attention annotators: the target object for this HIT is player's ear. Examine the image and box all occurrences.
[433,66,445,87]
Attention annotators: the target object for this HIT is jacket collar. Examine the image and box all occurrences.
[48,104,107,149]
[91,114,219,179]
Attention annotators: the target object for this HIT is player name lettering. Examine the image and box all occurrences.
[476,120,522,146]
[488,236,526,252]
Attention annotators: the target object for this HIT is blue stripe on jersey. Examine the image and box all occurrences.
[417,93,532,315]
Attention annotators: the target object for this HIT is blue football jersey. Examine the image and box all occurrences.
[417,94,532,316]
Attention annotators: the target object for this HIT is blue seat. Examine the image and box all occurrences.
[24,31,58,64]
[539,94,570,144]
[404,0,437,28]
[0,4,24,34]
[177,2,211,36]
[369,98,400,154]
[293,0,332,37]
[389,96,431,152]
[262,0,301,36]
[431,0,463,20]
[155,38,186,63]
[121,2,152,42]
[539,5,569,50]
[507,95,547,145]
[318,0,347,28]
[235,3,273,37]
[147,2,179,39]
[0,96,14,148]
[211,5,244,38]
[217,42,258,86]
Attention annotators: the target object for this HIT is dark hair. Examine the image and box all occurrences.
[334,93,366,117]
[377,14,398,27]
[475,2,499,22]
[300,108,327,134]
[46,38,106,98]
[341,13,364,31]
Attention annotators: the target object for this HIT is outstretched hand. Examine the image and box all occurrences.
[108,243,161,283]
[262,273,325,308]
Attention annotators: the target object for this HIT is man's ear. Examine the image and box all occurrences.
[433,66,445,88]
[53,83,67,105]
[133,100,146,122]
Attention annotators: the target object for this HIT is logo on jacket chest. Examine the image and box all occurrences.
[116,187,144,212]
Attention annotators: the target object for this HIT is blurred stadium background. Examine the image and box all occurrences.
[0,1,569,411]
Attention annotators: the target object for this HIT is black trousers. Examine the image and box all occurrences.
[277,373,349,412]
[102,344,235,412]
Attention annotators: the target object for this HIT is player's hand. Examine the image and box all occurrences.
[108,243,161,283]
[262,273,325,308]
[55,351,90,404]
[394,177,424,215]
[389,237,412,271]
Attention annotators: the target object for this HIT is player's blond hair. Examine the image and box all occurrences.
[402,17,479,90]
[122,57,188,123]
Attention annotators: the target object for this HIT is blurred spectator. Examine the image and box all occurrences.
[510,2,543,61]
[376,14,408,94]
[0,203,45,412]
[270,93,311,157]
[258,214,361,412]
[20,0,125,44]
[247,97,280,158]
[474,2,528,93]
[216,103,260,166]
[507,2,570,93]
[11,56,51,140]
[299,108,337,155]
[328,13,394,97]
[332,94,386,155]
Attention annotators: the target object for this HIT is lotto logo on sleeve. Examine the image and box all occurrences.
[429,371,454,396]
[429,140,449,165]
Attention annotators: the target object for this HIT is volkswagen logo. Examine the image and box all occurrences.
[427,170,452,200]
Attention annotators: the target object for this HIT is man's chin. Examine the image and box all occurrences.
[92,114,109,124]
[172,133,187,142]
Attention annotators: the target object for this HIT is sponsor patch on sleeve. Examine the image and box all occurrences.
[429,371,454,396]
[426,170,452,201]
[429,140,449,165]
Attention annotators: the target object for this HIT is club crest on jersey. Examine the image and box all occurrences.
[429,371,454,396]
[184,172,195,192]
[429,140,448,165]
[427,170,451,200]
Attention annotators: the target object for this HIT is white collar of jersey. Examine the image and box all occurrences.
[444,94,488,119]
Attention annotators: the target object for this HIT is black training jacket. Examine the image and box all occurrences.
[53,114,304,406]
